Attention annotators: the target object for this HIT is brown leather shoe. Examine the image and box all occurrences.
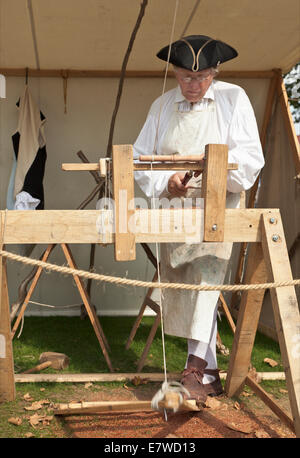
[203,368,224,397]
[181,354,208,404]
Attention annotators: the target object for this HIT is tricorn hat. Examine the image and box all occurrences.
[156,35,238,72]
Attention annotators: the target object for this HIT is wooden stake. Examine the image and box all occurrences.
[202,144,228,242]
[225,242,268,397]
[261,212,300,436]
[0,255,16,402]
[112,145,136,261]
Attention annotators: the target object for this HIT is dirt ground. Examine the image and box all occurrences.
[59,383,296,439]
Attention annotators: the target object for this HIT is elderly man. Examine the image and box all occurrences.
[133,35,264,404]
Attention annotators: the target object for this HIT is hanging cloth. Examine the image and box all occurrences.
[7,85,47,210]
[155,96,240,343]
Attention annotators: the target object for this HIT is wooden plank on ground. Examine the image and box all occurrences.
[14,371,286,383]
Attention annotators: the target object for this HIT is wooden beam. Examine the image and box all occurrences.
[0,209,280,245]
[246,375,295,433]
[112,145,136,261]
[261,212,300,436]
[202,144,228,242]
[62,162,238,171]
[0,68,275,79]
[54,398,200,416]
[225,242,268,397]
[14,371,286,383]
[0,256,16,402]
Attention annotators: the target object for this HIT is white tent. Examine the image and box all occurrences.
[0,0,299,335]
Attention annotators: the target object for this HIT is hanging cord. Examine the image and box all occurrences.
[106,0,149,157]
[149,0,192,418]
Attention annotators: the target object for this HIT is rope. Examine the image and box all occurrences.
[0,249,299,292]
[150,0,180,408]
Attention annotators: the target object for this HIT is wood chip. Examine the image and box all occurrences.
[204,397,222,410]
[29,413,53,428]
[227,422,253,434]
[233,401,241,410]
[24,393,34,402]
[132,376,148,386]
[255,429,270,438]
[264,358,278,367]
[8,417,22,426]
[24,399,50,411]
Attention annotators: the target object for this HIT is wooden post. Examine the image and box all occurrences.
[202,144,228,242]
[225,241,268,397]
[112,144,136,261]
[0,255,16,402]
[261,212,300,436]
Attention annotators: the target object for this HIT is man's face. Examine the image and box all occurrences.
[174,67,215,103]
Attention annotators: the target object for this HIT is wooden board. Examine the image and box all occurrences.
[225,242,268,397]
[62,162,238,172]
[261,212,300,436]
[202,144,228,242]
[0,209,280,245]
[112,144,136,261]
[14,371,285,383]
[0,256,16,402]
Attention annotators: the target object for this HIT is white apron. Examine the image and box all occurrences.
[154,98,240,343]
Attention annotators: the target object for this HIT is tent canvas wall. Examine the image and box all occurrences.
[0,1,299,336]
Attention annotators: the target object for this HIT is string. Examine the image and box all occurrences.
[150,0,180,401]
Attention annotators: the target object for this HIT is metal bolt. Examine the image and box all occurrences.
[212,224,217,231]
[272,235,279,242]
[269,217,276,224]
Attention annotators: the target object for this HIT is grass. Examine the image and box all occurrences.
[0,315,286,438]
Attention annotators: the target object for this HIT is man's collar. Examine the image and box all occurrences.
[174,82,215,104]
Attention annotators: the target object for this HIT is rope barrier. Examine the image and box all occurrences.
[1,249,299,293]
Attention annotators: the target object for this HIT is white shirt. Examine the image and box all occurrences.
[133,79,264,197]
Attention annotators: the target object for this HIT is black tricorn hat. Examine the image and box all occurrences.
[156,35,238,72]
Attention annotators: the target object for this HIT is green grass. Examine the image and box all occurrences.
[12,315,283,375]
[0,315,286,438]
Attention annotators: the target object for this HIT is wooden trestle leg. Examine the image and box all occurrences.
[0,254,15,401]
[225,212,300,437]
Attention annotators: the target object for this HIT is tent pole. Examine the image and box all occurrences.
[230,70,279,310]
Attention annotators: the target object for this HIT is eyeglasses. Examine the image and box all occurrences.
[177,73,212,83]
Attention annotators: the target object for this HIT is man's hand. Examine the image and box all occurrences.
[167,172,189,197]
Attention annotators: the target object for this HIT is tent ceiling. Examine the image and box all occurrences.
[0,0,299,74]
